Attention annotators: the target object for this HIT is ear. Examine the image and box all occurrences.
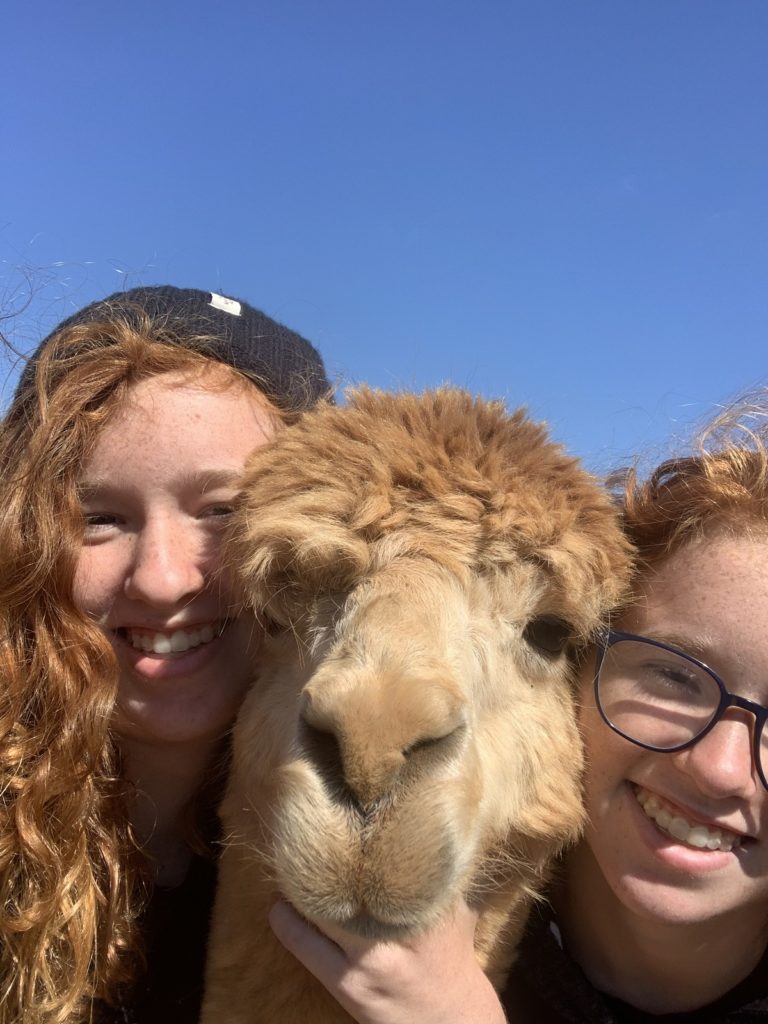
[227,504,371,629]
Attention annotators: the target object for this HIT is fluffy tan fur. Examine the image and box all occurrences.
[201,388,632,1023]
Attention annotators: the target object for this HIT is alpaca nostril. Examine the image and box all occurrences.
[298,690,468,807]
[402,736,439,756]
[401,723,467,763]
[299,715,344,780]
[298,718,376,816]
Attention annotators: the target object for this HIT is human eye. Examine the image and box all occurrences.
[193,470,242,520]
[652,660,700,689]
[198,494,238,521]
[639,656,708,704]
[202,504,235,519]
[79,508,125,540]
[83,511,121,528]
[78,481,125,533]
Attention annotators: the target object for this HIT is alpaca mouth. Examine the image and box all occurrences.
[325,908,414,941]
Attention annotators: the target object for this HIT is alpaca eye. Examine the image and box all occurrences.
[523,616,572,656]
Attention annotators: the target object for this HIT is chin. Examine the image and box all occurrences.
[112,707,238,748]
[611,873,743,928]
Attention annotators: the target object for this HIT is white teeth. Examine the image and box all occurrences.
[635,786,741,853]
[669,816,691,841]
[170,630,190,653]
[153,635,172,655]
[688,826,712,849]
[123,624,223,655]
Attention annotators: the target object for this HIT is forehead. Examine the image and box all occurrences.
[83,371,276,474]
[635,534,768,605]
[619,534,768,682]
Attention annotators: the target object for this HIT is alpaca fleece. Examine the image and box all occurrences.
[201,388,633,1024]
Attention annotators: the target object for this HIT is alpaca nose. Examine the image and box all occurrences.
[299,675,467,809]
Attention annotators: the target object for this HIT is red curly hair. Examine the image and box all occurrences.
[0,309,283,1023]
[617,393,768,581]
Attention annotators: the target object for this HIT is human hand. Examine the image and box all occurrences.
[269,900,508,1024]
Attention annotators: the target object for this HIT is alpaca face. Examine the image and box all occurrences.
[222,388,632,948]
[228,555,586,937]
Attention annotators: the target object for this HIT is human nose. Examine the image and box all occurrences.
[673,711,759,800]
[123,517,207,608]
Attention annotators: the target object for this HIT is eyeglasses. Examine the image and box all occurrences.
[594,630,768,791]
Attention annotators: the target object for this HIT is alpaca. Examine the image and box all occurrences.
[201,388,632,1024]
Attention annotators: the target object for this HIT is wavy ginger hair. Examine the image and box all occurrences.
[0,310,283,1024]
[617,392,768,577]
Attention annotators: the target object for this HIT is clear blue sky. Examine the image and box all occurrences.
[4,1,767,471]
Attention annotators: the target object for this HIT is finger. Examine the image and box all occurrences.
[269,901,349,981]
[445,900,481,938]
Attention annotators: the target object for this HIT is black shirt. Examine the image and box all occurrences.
[96,854,217,1024]
[502,904,768,1023]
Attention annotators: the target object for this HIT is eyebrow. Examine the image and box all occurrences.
[182,469,245,494]
[77,469,245,499]
[635,629,717,663]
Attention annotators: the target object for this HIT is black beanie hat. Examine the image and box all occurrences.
[19,285,331,411]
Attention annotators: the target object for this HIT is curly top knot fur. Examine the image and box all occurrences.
[231,387,632,637]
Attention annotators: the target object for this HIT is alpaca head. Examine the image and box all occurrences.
[225,389,632,939]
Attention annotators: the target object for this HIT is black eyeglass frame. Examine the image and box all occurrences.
[594,629,768,791]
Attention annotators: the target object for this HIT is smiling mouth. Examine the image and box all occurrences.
[116,622,227,655]
[634,785,744,853]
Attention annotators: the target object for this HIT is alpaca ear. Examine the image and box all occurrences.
[228,510,371,629]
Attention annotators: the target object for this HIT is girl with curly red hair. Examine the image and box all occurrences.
[0,286,329,1023]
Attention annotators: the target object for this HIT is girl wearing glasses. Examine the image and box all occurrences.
[274,397,768,1023]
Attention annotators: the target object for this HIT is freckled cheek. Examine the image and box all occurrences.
[72,550,122,620]
[198,532,242,604]
[578,696,632,816]
[581,720,609,794]
[576,672,606,771]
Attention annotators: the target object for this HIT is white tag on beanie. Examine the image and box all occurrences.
[209,292,242,316]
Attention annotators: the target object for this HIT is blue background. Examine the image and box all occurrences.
[4,1,767,471]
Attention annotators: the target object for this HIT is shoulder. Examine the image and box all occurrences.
[502,902,614,1024]
[502,903,768,1024]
